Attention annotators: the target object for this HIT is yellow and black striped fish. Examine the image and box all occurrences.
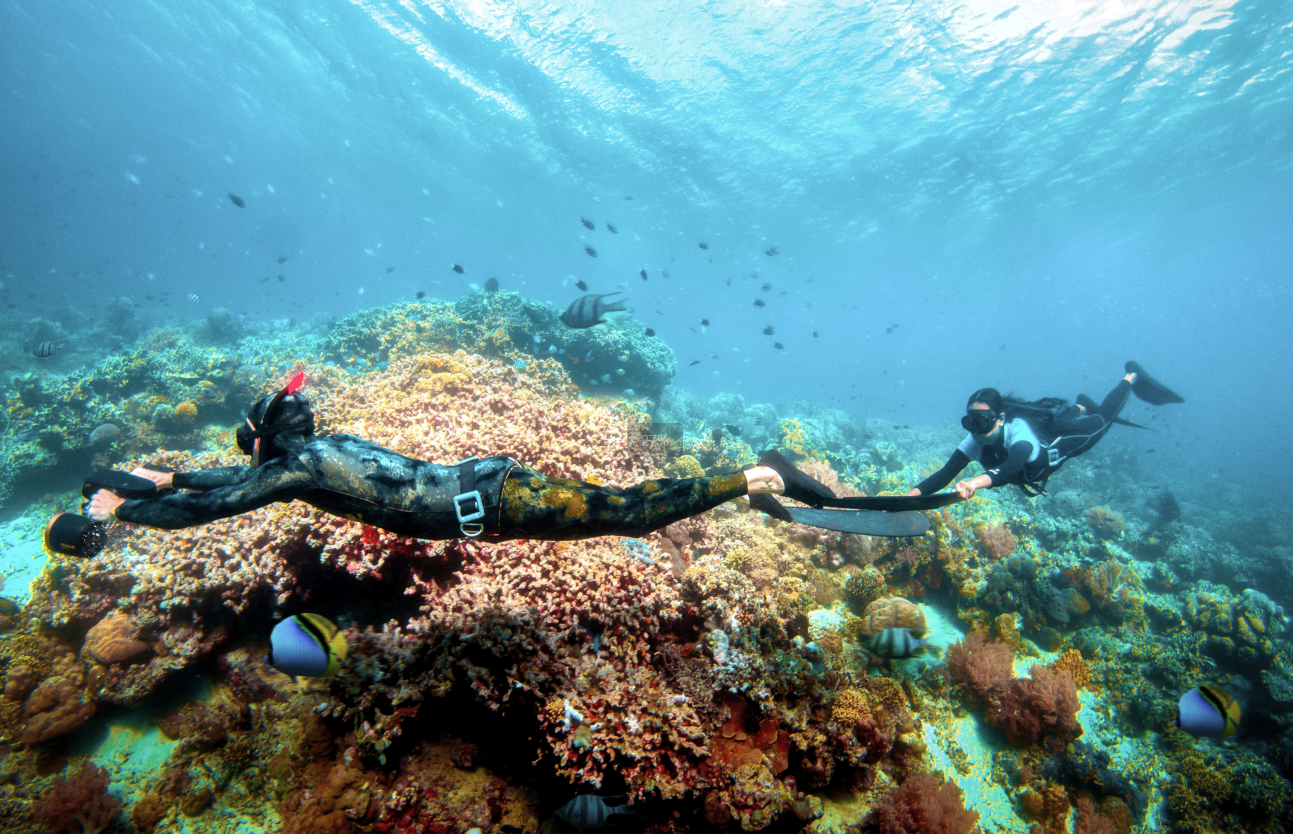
[1176,684,1241,738]
[266,613,347,677]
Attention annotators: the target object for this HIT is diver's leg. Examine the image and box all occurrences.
[1094,377,1134,421]
[497,469,749,540]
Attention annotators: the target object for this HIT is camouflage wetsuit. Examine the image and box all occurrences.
[114,434,747,541]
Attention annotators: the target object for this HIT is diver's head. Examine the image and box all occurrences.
[961,387,1004,444]
[236,372,314,465]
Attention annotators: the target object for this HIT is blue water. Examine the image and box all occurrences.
[2,0,1291,510]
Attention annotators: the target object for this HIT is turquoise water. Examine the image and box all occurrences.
[1,2,1292,832]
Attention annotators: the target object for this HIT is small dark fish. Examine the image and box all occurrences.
[32,341,61,358]
[625,195,633,200]
[416,291,426,299]
[698,242,708,250]
[689,360,701,366]
[229,193,245,207]
[886,327,894,334]
[484,277,499,293]
[865,627,936,660]
[701,319,710,326]
[581,217,595,230]
[763,325,774,336]
[710,353,720,359]
[453,264,465,273]
[276,274,285,282]
[761,283,772,291]
[277,256,288,264]
[754,299,766,307]
[259,276,271,283]
[726,424,742,436]
[644,328,656,337]
[560,293,628,328]
[576,280,589,291]
[386,267,394,274]
[773,342,784,350]
[606,223,617,233]
[813,331,819,337]
[662,270,670,279]
[765,246,778,256]
[584,245,598,258]
[639,269,648,281]
[555,794,638,829]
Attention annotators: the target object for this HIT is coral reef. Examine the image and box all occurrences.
[6,300,1293,833]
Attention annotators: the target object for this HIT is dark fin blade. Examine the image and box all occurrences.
[749,493,793,523]
[757,449,836,506]
[1126,361,1185,405]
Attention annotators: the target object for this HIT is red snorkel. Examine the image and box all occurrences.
[247,371,307,467]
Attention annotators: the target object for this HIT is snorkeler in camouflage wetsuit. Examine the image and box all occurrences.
[87,374,834,541]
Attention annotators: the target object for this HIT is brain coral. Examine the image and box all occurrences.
[84,614,151,665]
[858,596,925,638]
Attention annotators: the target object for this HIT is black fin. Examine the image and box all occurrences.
[1126,361,1185,405]
[757,449,836,507]
[749,492,793,522]
[1078,392,1150,429]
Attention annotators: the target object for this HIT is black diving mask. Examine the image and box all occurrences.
[961,410,1000,435]
[245,371,306,467]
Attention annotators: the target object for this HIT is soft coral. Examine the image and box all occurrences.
[31,764,121,834]
[860,772,980,834]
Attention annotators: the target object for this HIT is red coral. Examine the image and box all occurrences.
[861,772,981,834]
[946,632,1013,699]
[31,763,121,834]
[987,665,1081,747]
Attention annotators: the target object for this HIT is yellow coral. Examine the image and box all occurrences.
[1049,648,1093,690]
[667,454,705,479]
[174,400,199,420]
[831,688,872,725]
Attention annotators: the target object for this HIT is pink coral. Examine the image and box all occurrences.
[31,763,121,834]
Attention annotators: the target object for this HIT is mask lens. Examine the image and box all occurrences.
[962,411,997,435]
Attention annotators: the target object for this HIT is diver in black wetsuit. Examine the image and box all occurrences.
[87,374,837,541]
[907,362,1183,500]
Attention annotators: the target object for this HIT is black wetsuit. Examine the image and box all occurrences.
[114,434,747,541]
[915,379,1133,496]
